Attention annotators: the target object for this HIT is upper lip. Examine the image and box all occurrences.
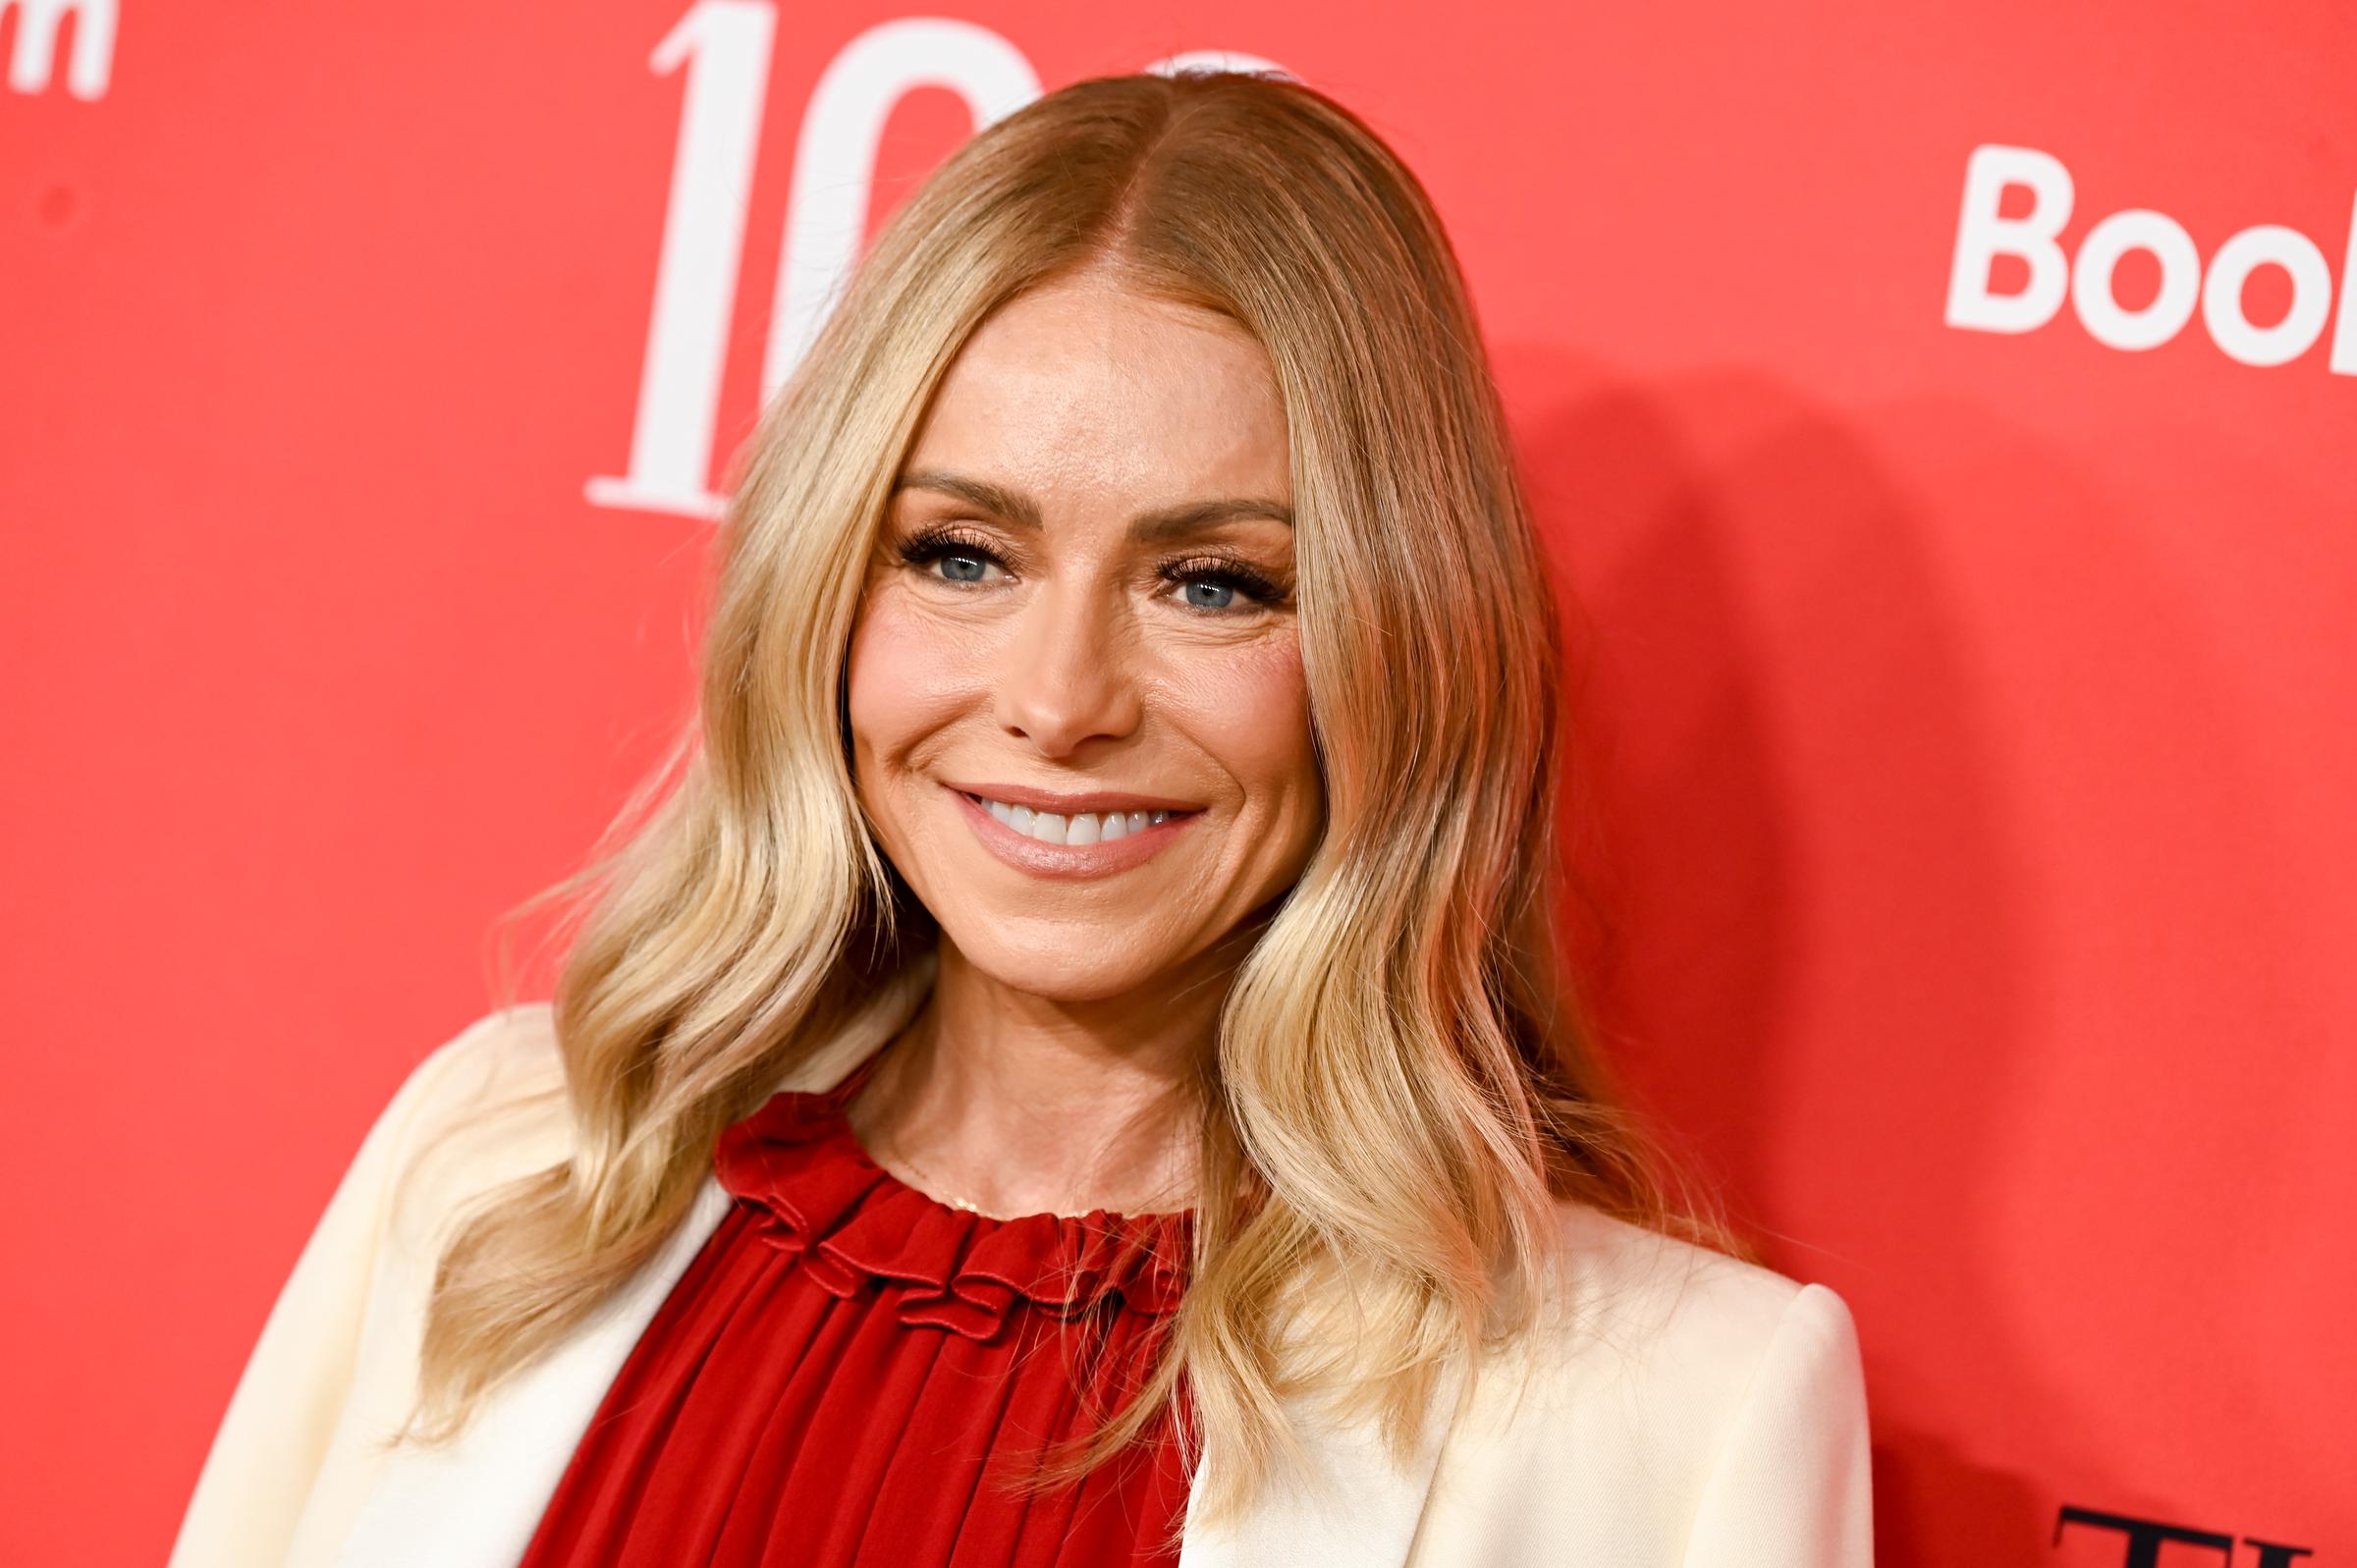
[945,780,1203,816]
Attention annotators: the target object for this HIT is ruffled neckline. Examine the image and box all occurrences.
[712,1054,1195,1340]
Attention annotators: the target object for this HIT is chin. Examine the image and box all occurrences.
[949,930,1176,1003]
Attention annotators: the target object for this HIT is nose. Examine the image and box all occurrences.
[992,572,1142,756]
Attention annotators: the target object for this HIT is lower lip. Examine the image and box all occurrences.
[948,786,1200,881]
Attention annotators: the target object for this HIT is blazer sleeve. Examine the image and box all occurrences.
[164,1016,504,1568]
[1678,1281,1874,1567]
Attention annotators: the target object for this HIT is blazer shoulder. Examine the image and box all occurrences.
[1415,1204,1870,1565]
[380,1002,576,1259]
[165,1002,576,1568]
[1414,1202,1870,1564]
[1550,1198,1829,1347]
[405,1000,567,1115]
[1464,1198,1862,1452]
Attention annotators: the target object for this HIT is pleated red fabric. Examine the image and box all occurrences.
[516,1054,1198,1567]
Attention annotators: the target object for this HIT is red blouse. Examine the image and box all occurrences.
[516,1054,1198,1567]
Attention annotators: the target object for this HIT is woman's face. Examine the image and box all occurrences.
[845,272,1322,1003]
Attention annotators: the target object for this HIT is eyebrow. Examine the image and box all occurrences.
[893,467,1293,544]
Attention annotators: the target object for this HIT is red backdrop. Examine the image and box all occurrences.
[4,3,2350,1563]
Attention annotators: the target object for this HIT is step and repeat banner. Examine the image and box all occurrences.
[4,2,2349,1563]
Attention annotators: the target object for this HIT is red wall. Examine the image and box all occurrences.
[5,3,2349,1562]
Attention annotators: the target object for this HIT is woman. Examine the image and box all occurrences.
[169,70,1871,1568]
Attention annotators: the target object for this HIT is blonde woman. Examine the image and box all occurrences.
[168,70,1871,1568]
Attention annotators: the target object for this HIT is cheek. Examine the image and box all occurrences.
[1176,635,1321,814]
[844,594,972,772]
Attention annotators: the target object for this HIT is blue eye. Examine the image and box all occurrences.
[1160,558,1284,616]
[897,528,1007,585]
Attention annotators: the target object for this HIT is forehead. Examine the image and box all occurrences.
[905,276,1291,499]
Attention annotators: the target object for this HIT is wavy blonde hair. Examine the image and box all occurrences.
[395,68,1737,1543]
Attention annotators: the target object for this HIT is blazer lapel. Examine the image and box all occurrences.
[329,1171,739,1568]
[1176,1351,1465,1568]
[332,979,930,1565]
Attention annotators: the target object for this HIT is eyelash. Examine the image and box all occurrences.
[895,523,1287,614]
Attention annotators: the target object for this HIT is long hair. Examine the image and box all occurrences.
[393,68,1735,1542]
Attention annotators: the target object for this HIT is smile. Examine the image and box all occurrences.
[945,785,1202,881]
[972,792,1177,843]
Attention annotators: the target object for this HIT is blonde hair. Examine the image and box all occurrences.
[397,68,1737,1544]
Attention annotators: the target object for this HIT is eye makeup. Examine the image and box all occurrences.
[894,521,1291,614]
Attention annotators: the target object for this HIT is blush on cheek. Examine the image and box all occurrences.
[842,598,988,893]
[1190,635,1319,797]
[844,598,973,760]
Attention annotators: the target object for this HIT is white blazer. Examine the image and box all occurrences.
[166,1002,1874,1567]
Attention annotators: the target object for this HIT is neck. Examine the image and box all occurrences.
[844,933,1250,1218]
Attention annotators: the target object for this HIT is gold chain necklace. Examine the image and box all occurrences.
[871,1138,1102,1219]
[867,1133,1196,1220]
[874,1141,990,1215]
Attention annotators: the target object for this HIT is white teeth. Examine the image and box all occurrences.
[973,794,1179,845]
